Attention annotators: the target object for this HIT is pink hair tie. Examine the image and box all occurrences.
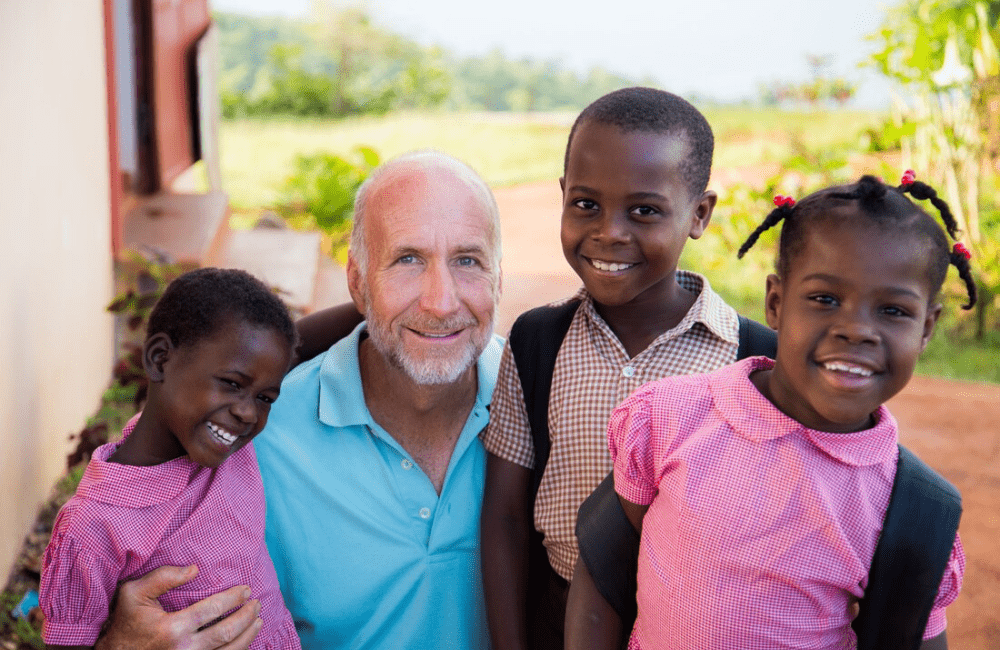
[901,169,916,187]
[773,195,796,208]
[953,242,971,260]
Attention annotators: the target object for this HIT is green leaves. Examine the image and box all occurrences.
[280,146,380,234]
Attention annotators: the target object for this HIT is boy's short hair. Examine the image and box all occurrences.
[564,87,714,200]
[147,267,297,350]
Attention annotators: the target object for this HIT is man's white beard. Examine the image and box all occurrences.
[364,307,492,385]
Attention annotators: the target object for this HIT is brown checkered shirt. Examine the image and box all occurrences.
[482,271,741,580]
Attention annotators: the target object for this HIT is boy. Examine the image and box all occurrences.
[480,87,752,649]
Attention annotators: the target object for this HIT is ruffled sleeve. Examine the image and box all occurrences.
[921,532,965,640]
[40,526,121,646]
[608,385,663,507]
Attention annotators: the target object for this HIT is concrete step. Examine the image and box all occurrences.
[123,191,230,269]
[219,226,326,317]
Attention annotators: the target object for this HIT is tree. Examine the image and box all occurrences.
[869,0,1000,335]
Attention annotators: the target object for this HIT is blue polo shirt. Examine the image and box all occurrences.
[255,324,501,650]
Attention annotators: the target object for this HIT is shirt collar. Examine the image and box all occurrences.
[575,270,740,348]
[74,416,212,507]
[710,357,899,467]
[318,322,503,430]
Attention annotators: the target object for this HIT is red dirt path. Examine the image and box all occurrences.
[492,180,1000,649]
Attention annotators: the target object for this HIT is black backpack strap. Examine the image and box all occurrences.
[576,316,777,626]
[737,315,777,360]
[507,299,581,496]
[852,445,962,650]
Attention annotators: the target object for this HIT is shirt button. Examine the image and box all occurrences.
[419,507,431,519]
[622,365,636,378]
[401,459,413,470]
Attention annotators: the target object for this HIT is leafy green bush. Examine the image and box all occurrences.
[280,146,380,245]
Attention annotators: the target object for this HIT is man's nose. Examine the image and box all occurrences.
[419,260,460,315]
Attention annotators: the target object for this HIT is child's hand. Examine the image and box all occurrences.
[95,565,262,650]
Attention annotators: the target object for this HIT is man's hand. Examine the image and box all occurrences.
[95,565,262,650]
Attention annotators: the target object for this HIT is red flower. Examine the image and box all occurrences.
[953,242,971,260]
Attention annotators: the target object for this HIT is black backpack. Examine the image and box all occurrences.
[508,300,962,650]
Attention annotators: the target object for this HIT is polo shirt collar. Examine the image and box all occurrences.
[318,322,502,430]
[710,356,899,467]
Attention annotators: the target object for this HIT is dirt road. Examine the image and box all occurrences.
[493,181,1000,649]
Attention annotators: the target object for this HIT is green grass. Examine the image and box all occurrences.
[221,111,573,209]
[219,107,999,385]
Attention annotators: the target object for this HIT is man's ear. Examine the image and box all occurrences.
[143,333,173,382]
[346,253,366,315]
[688,190,717,240]
[764,274,783,330]
[920,302,943,352]
[559,176,565,197]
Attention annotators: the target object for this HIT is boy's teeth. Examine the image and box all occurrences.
[823,361,874,377]
[590,259,634,272]
[208,423,237,445]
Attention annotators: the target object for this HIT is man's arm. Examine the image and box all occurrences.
[293,303,363,366]
[480,452,533,650]
[94,565,261,650]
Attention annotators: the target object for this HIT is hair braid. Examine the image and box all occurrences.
[901,180,960,239]
[949,249,978,310]
[737,206,791,258]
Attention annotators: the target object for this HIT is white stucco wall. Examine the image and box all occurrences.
[0,0,114,579]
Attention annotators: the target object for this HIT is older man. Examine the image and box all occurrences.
[95,151,503,650]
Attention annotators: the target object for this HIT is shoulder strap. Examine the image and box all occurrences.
[507,299,581,496]
[852,445,962,650]
[736,315,777,360]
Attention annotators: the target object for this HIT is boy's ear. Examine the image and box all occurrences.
[559,176,565,196]
[345,253,367,315]
[688,190,717,240]
[764,273,783,330]
[143,333,173,383]
[920,302,943,352]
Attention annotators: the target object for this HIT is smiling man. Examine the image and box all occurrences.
[254,151,504,649]
[94,152,504,650]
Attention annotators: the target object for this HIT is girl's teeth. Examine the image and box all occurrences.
[208,423,237,445]
[823,362,873,377]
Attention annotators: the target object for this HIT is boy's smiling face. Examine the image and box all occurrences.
[560,121,714,309]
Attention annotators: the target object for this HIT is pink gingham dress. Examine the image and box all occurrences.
[40,416,300,649]
[609,357,963,649]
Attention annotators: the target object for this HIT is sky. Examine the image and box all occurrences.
[211,0,895,107]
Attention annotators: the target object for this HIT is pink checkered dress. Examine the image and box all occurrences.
[40,416,300,649]
[610,357,964,649]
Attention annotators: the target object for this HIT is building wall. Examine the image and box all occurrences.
[0,0,114,578]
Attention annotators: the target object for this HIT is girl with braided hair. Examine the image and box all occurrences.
[606,172,971,649]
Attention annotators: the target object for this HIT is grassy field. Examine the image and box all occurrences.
[219,107,997,384]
